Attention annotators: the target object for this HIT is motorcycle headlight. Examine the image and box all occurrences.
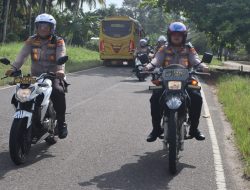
[16,88,32,102]
[168,81,182,90]
[166,96,182,109]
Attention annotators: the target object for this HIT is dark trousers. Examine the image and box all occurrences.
[150,89,202,132]
[50,79,66,125]
[12,79,66,125]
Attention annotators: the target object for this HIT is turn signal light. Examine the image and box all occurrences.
[99,40,105,52]
[191,80,198,86]
[129,40,135,52]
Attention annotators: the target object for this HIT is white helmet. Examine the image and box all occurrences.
[158,35,167,43]
[139,39,148,48]
[35,13,56,32]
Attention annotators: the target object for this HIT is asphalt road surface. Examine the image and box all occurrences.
[0,66,249,190]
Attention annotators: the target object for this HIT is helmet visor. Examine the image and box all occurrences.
[37,23,51,31]
[170,32,185,37]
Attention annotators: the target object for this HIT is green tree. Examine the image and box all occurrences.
[142,0,250,56]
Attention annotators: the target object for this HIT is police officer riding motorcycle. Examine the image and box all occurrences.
[134,39,154,81]
[5,13,68,139]
[145,22,209,142]
[155,35,167,54]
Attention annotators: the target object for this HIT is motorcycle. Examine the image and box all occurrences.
[134,51,153,81]
[144,53,213,174]
[0,56,68,165]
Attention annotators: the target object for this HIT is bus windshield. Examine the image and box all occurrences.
[102,20,132,38]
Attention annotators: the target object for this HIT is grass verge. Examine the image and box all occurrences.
[210,58,223,66]
[0,43,101,86]
[216,75,250,177]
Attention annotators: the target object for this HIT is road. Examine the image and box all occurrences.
[211,61,250,72]
[0,66,248,190]
[224,61,250,71]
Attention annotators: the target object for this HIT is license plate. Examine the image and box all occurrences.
[163,69,189,81]
[14,77,36,84]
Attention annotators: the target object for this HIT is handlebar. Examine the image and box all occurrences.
[140,69,210,76]
[1,70,22,80]
[190,71,211,76]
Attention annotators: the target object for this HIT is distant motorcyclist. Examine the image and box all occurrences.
[136,39,151,54]
[5,13,68,139]
[155,35,167,53]
[145,22,209,142]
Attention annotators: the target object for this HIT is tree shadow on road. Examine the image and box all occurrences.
[79,150,196,190]
[0,142,55,180]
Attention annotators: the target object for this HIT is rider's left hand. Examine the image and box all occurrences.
[56,70,65,79]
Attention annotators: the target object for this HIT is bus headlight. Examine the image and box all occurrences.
[16,89,32,102]
[168,81,182,90]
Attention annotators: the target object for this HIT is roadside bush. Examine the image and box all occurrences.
[85,40,99,52]
[6,33,20,42]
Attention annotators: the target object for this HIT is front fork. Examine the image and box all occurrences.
[162,112,188,151]
[162,116,168,150]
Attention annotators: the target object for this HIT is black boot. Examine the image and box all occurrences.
[147,128,163,142]
[58,122,68,139]
[189,127,205,141]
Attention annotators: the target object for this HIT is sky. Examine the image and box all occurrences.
[83,0,123,11]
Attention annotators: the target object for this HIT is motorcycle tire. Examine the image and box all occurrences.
[168,111,178,174]
[139,77,145,82]
[9,118,31,165]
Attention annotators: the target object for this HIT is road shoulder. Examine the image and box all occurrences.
[202,80,250,190]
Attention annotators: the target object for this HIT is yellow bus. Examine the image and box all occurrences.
[99,16,145,66]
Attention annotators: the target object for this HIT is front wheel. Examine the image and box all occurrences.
[168,111,178,174]
[139,76,145,82]
[9,118,31,165]
[128,60,135,67]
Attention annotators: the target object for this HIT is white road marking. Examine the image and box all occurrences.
[67,66,104,76]
[201,85,227,190]
[0,85,14,90]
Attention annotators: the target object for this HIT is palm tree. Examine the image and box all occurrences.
[2,0,10,43]
[59,0,106,14]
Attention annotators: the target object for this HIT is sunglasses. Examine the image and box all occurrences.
[171,32,184,37]
[37,23,51,31]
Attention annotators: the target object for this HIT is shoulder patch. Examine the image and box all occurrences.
[190,47,197,54]
[158,46,165,52]
[56,38,65,46]
[186,42,194,48]
[52,35,64,46]
[25,36,37,45]
[25,37,32,45]
[186,42,197,54]
[165,45,173,54]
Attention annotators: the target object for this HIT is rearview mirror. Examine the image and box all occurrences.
[0,58,11,65]
[201,53,213,64]
[57,56,68,65]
